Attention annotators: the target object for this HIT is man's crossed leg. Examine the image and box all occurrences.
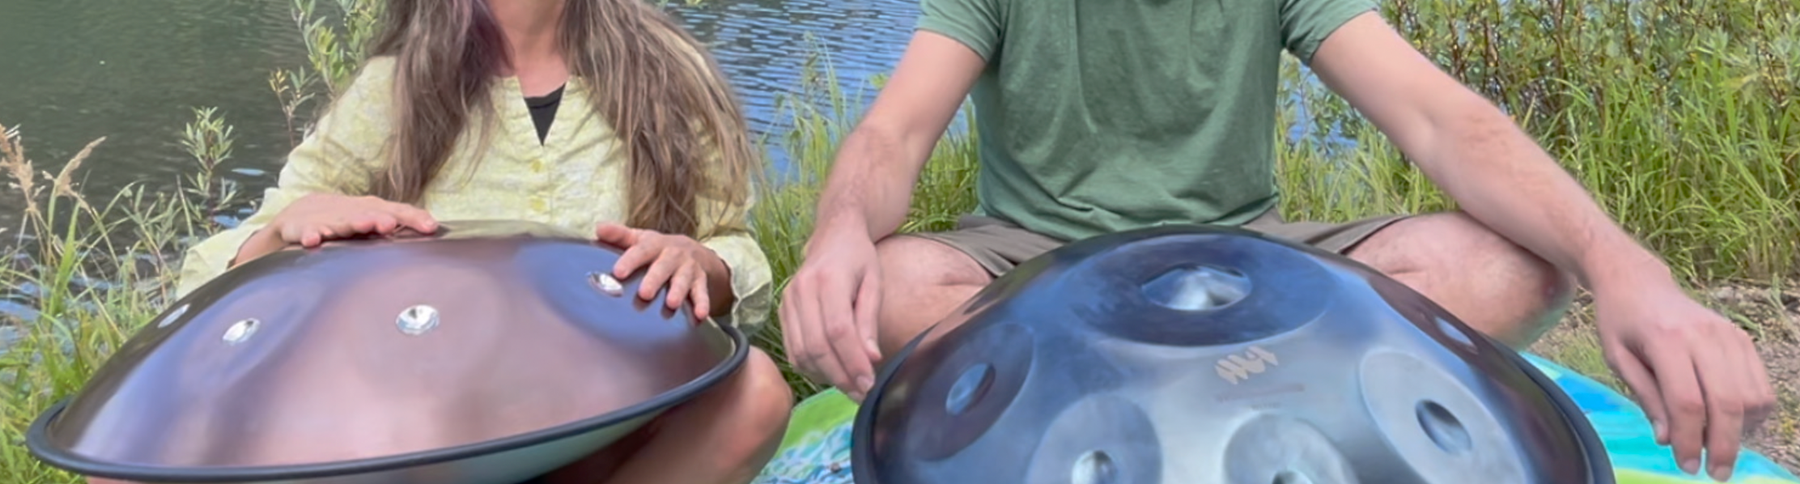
[872,209,1575,360]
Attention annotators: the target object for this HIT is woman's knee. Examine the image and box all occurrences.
[726,348,794,448]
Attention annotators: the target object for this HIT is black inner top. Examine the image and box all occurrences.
[524,84,565,144]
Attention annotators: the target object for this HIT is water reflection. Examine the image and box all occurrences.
[673,0,922,170]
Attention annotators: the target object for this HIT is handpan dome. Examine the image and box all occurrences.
[26,220,749,484]
[852,224,1613,484]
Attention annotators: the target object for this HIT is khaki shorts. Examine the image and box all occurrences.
[907,208,1412,277]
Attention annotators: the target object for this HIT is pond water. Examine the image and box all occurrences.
[0,0,923,231]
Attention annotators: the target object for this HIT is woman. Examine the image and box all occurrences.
[164,0,791,483]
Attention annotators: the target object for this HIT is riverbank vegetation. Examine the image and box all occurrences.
[4,0,1796,480]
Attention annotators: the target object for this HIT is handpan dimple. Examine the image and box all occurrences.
[1223,414,1358,484]
[1069,233,1338,348]
[895,321,1036,462]
[1024,395,1161,484]
[221,318,260,345]
[396,305,440,336]
[851,224,1613,484]
[1140,264,1250,311]
[1358,349,1528,484]
[24,219,749,484]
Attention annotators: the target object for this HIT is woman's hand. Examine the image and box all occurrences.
[234,193,438,266]
[595,223,731,321]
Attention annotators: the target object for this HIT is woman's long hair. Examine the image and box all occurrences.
[364,0,756,237]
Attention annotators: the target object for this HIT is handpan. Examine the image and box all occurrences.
[26,219,750,484]
[851,224,1613,484]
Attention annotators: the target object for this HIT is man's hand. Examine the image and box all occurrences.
[1309,12,1777,481]
[780,227,884,402]
[1596,281,1776,481]
[780,30,987,402]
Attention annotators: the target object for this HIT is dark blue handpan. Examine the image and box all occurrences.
[852,224,1613,484]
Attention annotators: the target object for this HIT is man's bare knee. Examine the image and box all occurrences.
[874,235,991,289]
[1352,212,1575,347]
[872,235,992,353]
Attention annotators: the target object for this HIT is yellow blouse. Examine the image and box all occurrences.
[175,56,774,332]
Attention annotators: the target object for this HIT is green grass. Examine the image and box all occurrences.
[3,0,1796,481]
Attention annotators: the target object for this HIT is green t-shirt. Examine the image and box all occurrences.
[916,0,1376,243]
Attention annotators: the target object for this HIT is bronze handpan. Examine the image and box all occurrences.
[26,219,749,484]
[851,224,1612,484]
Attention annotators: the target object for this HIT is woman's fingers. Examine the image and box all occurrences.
[613,240,660,280]
[637,249,680,301]
[365,211,400,235]
[594,223,639,247]
[392,204,438,233]
[690,272,711,321]
[667,260,696,310]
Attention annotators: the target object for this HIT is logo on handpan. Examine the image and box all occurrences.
[1216,346,1279,385]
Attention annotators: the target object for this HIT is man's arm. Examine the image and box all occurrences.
[809,31,988,246]
[1307,13,1775,481]
[1306,12,1670,293]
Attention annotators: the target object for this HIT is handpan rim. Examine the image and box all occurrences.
[850,322,933,484]
[23,319,751,483]
[1479,329,1616,484]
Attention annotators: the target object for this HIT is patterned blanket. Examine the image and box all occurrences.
[750,353,1799,484]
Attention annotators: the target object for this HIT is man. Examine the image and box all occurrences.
[779,0,1775,480]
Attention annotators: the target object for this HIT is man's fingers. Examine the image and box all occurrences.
[822,272,876,399]
[1736,332,1777,430]
[1692,335,1744,481]
[855,268,883,362]
[1645,340,1707,475]
[779,283,807,372]
[1609,346,1670,444]
[798,277,851,395]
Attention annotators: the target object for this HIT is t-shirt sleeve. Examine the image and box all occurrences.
[1280,0,1378,63]
[915,0,1004,61]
